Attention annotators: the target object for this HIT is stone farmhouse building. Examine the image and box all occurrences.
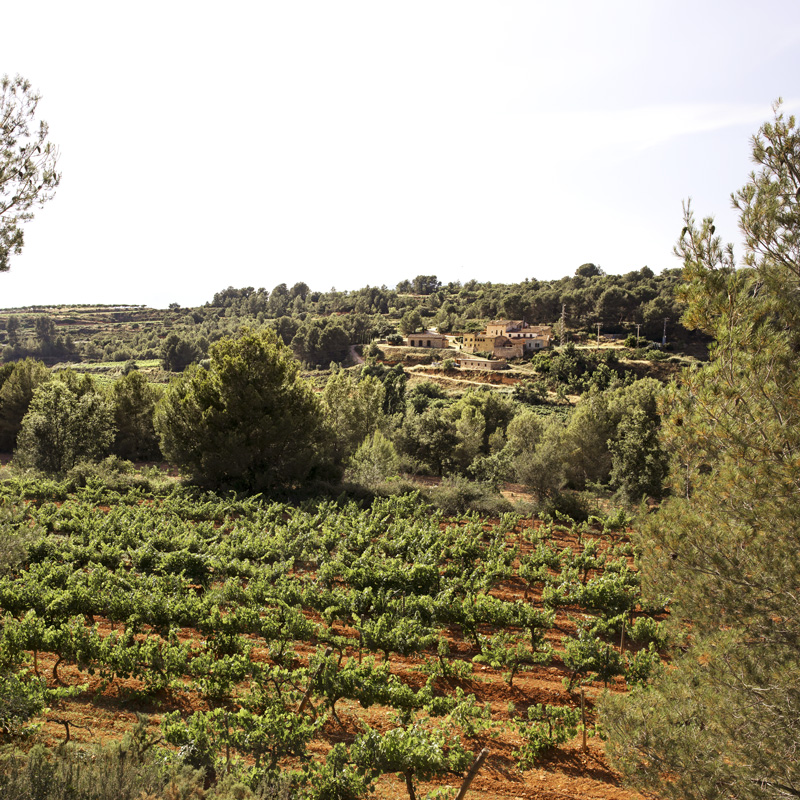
[405,330,449,348]
[461,333,524,359]
[456,354,509,370]
[461,320,552,358]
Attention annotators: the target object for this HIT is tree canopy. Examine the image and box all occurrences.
[15,372,114,473]
[155,328,325,492]
[602,103,800,800]
[0,75,60,272]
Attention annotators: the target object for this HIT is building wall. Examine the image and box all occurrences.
[406,334,447,348]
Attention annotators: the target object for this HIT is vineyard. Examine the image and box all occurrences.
[0,479,664,799]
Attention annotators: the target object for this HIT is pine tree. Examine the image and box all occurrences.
[155,328,325,491]
[601,103,800,800]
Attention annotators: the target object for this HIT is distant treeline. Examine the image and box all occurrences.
[0,264,694,370]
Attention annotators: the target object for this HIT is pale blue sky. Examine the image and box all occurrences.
[2,1,799,307]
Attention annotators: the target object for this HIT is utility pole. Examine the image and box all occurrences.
[662,318,668,347]
[596,322,601,350]
[560,304,566,347]
[636,322,641,347]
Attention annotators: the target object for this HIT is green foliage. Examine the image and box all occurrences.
[0,497,39,574]
[306,743,374,800]
[563,628,624,691]
[607,379,668,500]
[345,430,399,486]
[511,416,567,499]
[0,669,47,737]
[111,370,162,460]
[444,687,493,738]
[427,476,513,517]
[399,309,423,335]
[290,318,352,367]
[155,328,325,491]
[601,103,800,800]
[623,642,662,688]
[418,638,473,681]
[161,332,202,372]
[0,75,60,273]
[15,374,115,473]
[360,361,407,415]
[512,377,547,405]
[395,405,458,475]
[322,370,385,463]
[513,703,581,768]
[162,705,319,775]
[350,724,471,799]
[472,631,551,686]
[0,359,50,451]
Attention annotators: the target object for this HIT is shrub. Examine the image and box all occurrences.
[429,476,513,516]
[514,704,581,768]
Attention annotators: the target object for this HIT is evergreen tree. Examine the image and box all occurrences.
[602,104,800,800]
[0,358,50,451]
[322,370,385,464]
[111,370,162,461]
[155,328,325,491]
[0,75,60,272]
[161,333,201,372]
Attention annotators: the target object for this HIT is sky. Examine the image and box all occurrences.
[2,0,800,308]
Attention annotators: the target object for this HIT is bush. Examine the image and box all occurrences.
[0,671,47,739]
[362,342,384,360]
[428,476,513,516]
[513,704,581,768]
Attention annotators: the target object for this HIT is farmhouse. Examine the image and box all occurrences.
[483,320,552,353]
[406,330,449,348]
[456,355,508,370]
[461,332,524,359]
[459,321,552,359]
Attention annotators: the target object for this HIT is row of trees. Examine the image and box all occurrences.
[155,328,669,501]
[0,329,668,505]
[207,266,686,337]
[0,359,161,466]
